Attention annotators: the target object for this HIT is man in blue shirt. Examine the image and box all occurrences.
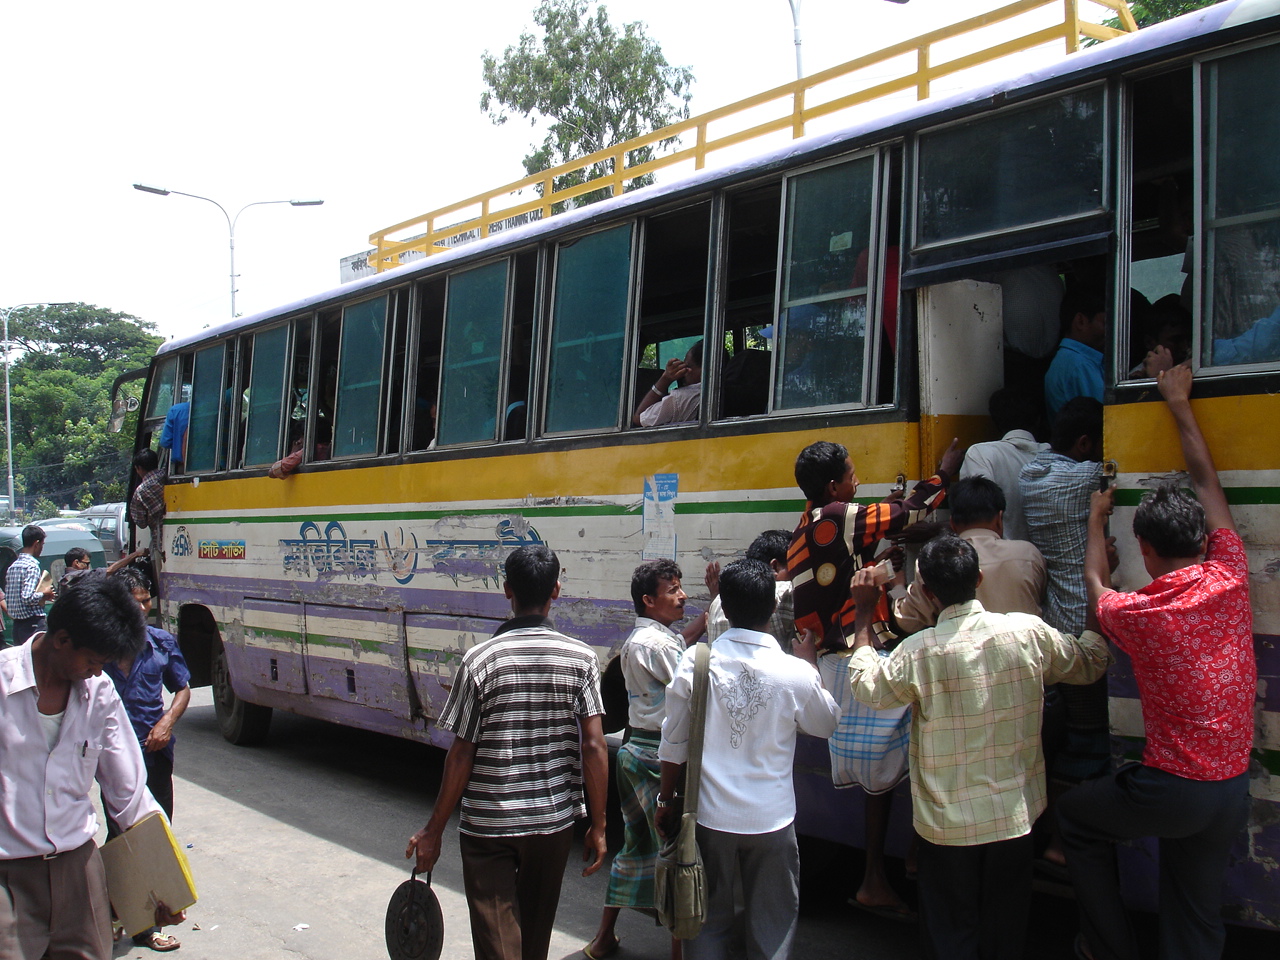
[1044,286,1106,421]
[158,400,189,474]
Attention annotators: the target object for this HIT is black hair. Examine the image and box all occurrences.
[917,534,981,609]
[22,525,45,548]
[795,441,849,503]
[504,545,560,609]
[133,448,159,472]
[46,570,145,662]
[1050,396,1103,454]
[988,386,1040,436]
[719,558,777,630]
[631,558,683,616]
[1133,482,1206,559]
[948,477,1006,527]
[688,340,704,367]
[1058,282,1107,338]
[63,546,90,566]
[112,566,152,597]
[745,530,791,567]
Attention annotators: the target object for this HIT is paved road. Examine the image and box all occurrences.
[105,688,1274,960]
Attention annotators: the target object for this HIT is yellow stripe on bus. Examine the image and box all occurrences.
[169,415,986,515]
[1105,393,1280,474]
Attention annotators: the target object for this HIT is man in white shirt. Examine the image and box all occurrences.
[1,572,176,960]
[658,559,839,960]
[959,388,1048,543]
[633,341,703,427]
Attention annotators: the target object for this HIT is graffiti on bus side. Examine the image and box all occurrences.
[278,517,544,585]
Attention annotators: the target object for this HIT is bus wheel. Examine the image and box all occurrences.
[211,636,273,745]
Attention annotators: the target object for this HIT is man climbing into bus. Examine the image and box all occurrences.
[129,449,167,563]
[787,437,961,921]
[633,341,703,427]
[406,545,608,960]
[1061,357,1255,960]
[958,387,1048,542]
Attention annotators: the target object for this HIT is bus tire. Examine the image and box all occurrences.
[211,636,272,745]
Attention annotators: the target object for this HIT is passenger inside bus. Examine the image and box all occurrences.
[1044,283,1107,421]
[632,340,703,427]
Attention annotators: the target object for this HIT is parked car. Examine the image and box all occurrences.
[78,502,129,563]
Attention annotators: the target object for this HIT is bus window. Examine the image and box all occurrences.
[721,185,781,418]
[186,341,229,473]
[332,295,389,458]
[915,87,1106,249]
[776,155,878,410]
[382,288,410,454]
[438,260,508,446]
[243,324,290,467]
[410,278,445,450]
[502,250,538,442]
[146,356,180,421]
[1200,42,1280,368]
[631,202,710,427]
[545,224,634,434]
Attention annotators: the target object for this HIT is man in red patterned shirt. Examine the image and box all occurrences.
[1061,358,1255,960]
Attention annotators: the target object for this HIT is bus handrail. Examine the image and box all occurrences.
[366,0,1137,271]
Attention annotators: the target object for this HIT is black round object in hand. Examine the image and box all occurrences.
[385,870,443,960]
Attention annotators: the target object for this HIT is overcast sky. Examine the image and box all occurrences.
[2,1,1119,341]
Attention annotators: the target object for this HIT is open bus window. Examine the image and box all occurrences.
[545,224,633,434]
[631,203,710,427]
[186,341,231,473]
[243,324,290,467]
[721,185,781,418]
[382,288,410,453]
[502,250,537,441]
[915,87,1106,249]
[410,278,445,450]
[1200,42,1280,368]
[438,260,507,446]
[776,156,877,410]
[332,295,388,458]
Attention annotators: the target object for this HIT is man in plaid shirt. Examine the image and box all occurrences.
[848,535,1110,960]
[129,449,166,561]
[4,525,55,645]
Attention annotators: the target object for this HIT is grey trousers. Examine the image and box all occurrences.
[1057,764,1249,960]
[685,823,798,960]
[0,840,112,960]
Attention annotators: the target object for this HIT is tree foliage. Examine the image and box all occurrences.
[4,303,161,512]
[1105,0,1225,30]
[480,0,694,207]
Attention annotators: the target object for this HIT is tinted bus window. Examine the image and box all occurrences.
[777,157,876,410]
[438,260,508,445]
[243,325,290,466]
[916,87,1105,247]
[333,296,388,457]
[146,356,179,420]
[1201,42,1280,367]
[545,224,633,433]
[187,342,227,473]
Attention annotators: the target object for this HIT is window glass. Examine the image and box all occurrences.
[332,296,388,457]
[186,342,227,472]
[545,225,633,433]
[1202,43,1280,366]
[916,88,1105,247]
[243,325,290,466]
[438,260,508,445]
[777,158,876,410]
[146,356,179,420]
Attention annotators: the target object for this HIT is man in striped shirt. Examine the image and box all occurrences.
[407,545,608,960]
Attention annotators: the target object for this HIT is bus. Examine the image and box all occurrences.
[115,0,1280,929]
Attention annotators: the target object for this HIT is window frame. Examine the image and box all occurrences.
[436,256,514,449]
[330,293,392,460]
[241,322,293,468]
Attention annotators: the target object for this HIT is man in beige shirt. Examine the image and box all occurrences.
[894,476,1046,635]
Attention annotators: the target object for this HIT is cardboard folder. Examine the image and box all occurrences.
[99,813,198,937]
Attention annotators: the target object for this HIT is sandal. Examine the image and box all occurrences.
[135,931,181,952]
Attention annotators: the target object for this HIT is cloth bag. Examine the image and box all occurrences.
[819,651,910,794]
[654,642,710,939]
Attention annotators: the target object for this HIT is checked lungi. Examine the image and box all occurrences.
[604,731,662,909]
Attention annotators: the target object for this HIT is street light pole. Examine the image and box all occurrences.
[132,184,324,318]
[1,302,73,523]
[787,0,803,81]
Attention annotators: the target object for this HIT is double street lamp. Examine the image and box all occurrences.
[132,184,324,318]
[1,302,73,522]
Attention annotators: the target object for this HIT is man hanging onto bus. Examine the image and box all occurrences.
[406,545,608,960]
[787,438,961,920]
[633,341,703,427]
[847,537,1110,960]
[1060,358,1255,960]
[129,449,166,562]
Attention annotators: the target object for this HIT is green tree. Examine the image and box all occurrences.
[4,303,161,511]
[481,0,694,209]
[1105,0,1225,30]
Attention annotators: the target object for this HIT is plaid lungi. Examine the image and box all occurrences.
[604,732,662,909]
[819,652,911,795]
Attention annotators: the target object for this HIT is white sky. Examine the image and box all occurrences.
[1,1,1123,341]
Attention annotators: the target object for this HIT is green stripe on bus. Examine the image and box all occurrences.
[1114,487,1280,506]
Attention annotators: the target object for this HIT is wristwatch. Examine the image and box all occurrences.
[656,794,675,808]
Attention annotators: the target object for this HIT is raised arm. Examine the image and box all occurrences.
[1157,363,1234,532]
[1084,488,1116,619]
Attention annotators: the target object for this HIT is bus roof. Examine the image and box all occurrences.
[157,0,1278,358]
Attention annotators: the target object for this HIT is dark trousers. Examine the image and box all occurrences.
[0,840,112,960]
[106,750,174,838]
[458,826,574,960]
[11,617,45,647]
[916,832,1033,960]
[1057,764,1249,960]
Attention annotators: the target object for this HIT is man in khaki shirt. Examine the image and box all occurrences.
[894,476,1046,635]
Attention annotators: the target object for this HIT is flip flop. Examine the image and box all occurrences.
[583,940,620,960]
[136,931,181,952]
[847,898,918,924]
